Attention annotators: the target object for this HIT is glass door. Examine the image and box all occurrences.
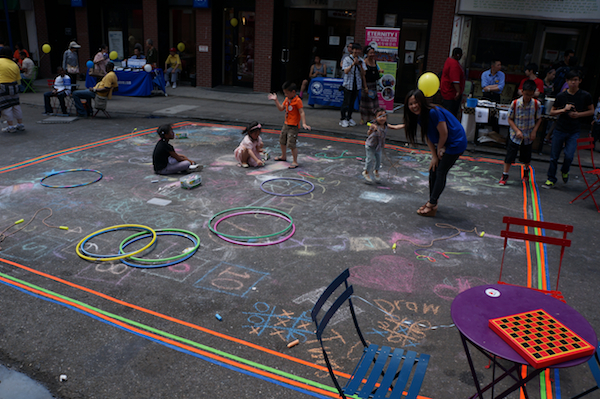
[223,8,255,87]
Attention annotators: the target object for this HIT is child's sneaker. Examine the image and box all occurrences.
[542,180,555,189]
[362,170,373,183]
[16,124,25,131]
[348,119,357,127]
[373,170,381,182]
[498,174,508,186]
[522,168,530,181]
[339,120,349,127]
[1,125,16,133]
[241,163,249,168]
[562,172,569,183]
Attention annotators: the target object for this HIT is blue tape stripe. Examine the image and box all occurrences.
[0,280,330,399]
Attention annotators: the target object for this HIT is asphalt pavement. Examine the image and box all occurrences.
[1,82,599,399]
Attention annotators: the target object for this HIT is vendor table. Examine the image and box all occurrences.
[451,284,597,399]
[85,69,166,97]
[308,77,360,110]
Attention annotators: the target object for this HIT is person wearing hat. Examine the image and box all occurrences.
[63,41,81,84]
[164,47,181,89]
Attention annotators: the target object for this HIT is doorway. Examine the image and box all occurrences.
[538,27,581,72]
[223,7,255,87]
[396,19,429,102]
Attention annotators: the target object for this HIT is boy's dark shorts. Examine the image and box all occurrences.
[280,124,299,149]
[505,139,532,164]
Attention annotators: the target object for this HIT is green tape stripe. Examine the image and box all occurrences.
[0,271,350,397]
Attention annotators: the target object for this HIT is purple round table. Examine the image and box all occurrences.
[452,284,597,398]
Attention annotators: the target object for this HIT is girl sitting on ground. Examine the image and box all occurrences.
[152,124,198,174]
[234,121,266,168]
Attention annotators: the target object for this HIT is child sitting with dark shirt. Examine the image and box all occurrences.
[152,124,199,174]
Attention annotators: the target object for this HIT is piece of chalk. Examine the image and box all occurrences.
[151,180,159,183]
[367,122,372,127]
[59,226,69,230]
[14,219,24,224]
[215,313,222,321]
[392,243,397,250]
[479,231,485,237]
[287,339,300,348]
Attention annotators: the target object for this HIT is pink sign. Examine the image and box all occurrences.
[365,27,400,112]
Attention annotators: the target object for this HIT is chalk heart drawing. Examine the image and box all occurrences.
[349,255,415,293]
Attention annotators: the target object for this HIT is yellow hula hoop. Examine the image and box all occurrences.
[76,224,157,262]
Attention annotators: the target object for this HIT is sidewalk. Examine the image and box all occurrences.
[19,79,595,165]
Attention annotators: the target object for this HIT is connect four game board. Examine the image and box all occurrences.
[489,309,595,368]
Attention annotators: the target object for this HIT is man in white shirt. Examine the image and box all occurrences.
[43,67,72,115]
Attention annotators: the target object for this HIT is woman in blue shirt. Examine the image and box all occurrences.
[404,89,467,217]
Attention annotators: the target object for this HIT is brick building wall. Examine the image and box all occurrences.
[427,0,457,73]
[74,8,90,69]
[355,0,378,46]
[143,0,158,52]
[195,9,212,87]
[33,0,51,78]
[254,0,274,92]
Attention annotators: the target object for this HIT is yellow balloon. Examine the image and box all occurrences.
[418,72,440,97]
[177,42,185,52]
[109,51,118,60]
[230,18,238,27]
[42,44,51,54]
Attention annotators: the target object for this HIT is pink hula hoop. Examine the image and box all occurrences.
[212,210,295,246]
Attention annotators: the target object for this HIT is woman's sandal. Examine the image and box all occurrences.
[417,202,437,217]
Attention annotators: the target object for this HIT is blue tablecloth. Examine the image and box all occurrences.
[85,69,166,96]
[307,77,359,110]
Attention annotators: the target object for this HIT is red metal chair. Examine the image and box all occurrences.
[570,137,600,212]
[498,216,573,303]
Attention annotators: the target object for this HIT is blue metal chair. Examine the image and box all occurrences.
[311,269,430,399]
[572,344,600,398]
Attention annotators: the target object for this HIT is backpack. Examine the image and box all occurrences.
[511,98,540,120]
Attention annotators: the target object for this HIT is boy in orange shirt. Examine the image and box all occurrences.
[268,82,311,168]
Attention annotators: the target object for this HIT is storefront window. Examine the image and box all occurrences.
[469,17,537,75]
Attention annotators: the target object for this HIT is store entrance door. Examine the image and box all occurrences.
[396,19,429,102]
[223,8,255,87]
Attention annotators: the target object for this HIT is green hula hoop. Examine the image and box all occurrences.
[208,206,293,240]
[119,229,201,263]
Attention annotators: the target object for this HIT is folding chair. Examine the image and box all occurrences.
[21,66,38,93]
[498,216,573,303]
[571,343,600,398]
[311,269,430,399]
[45,79,73,115]
[570,137,600,212]
[92,94,111,118]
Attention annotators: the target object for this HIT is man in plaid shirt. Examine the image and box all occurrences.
[499,80,542,185]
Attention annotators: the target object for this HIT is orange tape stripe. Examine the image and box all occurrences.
[0,275,338,398]
[0,257,339,376]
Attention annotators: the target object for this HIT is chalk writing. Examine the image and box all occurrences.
[433,276,489,301]
[194,262,268,297]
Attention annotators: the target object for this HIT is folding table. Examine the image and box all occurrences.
[451,284,597,399]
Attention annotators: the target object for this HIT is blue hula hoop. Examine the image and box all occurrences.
[260,177,315,197]
[41,169,103,188]
[120,231,198,269]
